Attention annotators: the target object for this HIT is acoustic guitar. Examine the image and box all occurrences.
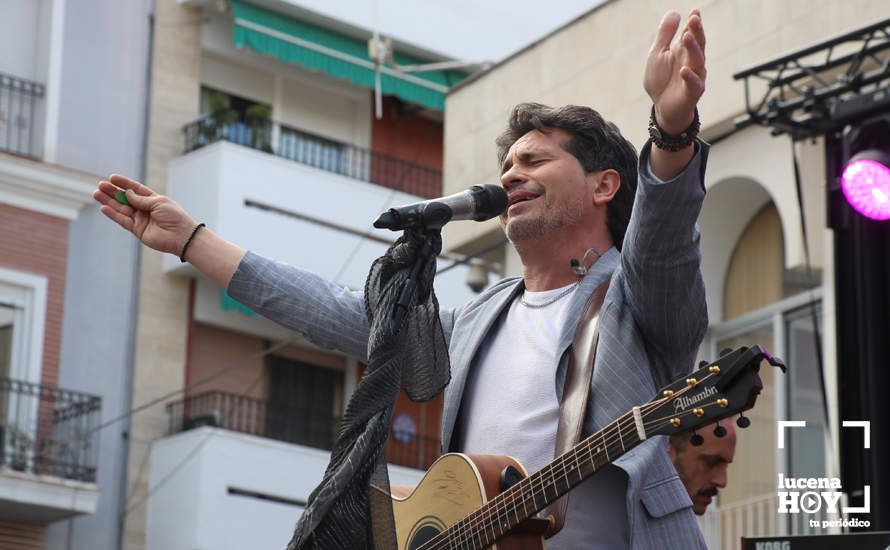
[383,345,785,550]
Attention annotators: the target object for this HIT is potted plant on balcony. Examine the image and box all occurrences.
[198,91,237,148]
[5,425,33,472]
[245,103,273,153]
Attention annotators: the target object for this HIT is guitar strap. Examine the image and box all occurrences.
[544,280,609,538]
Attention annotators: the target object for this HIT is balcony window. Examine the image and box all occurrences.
[265,356,343,450]
[0,71,44,158]
[0,303,13,378]
[0,270,46,384]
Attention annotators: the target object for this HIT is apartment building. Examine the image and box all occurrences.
[127,1,487,549]
[0,0,152,549]
[442,0,888,547]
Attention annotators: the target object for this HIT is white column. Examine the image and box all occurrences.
[42,0,66,162]
[271,75,283,154]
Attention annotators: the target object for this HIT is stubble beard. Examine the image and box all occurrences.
[502,195,586,247]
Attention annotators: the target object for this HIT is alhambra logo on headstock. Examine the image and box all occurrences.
[672,385,718,413]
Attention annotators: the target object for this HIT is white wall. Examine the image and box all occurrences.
[278,76,367,145]
[0,0,44,80]
[146,427,424,550]
[201,54,275,107]
[47,0,154,548]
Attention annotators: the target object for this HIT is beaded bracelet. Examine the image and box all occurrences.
[648,105,700,152]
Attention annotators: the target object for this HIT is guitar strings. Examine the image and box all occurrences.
[415,373,723,550]
[417,405,718,550]
[415,414,638,550]
[416,384,703,550]
[440,378,714,546]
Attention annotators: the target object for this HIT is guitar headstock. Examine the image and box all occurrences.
[643,345,786,438]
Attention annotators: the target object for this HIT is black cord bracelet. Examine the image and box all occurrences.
[179,223,206,263]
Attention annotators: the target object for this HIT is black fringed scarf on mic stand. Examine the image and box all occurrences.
[287,229,451,550]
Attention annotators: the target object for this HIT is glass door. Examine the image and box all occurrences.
[0,302,14,379]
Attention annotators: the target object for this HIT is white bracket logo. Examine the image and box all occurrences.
[777,420,806,449]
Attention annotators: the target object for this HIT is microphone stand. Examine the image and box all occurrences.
[389,229,440,334]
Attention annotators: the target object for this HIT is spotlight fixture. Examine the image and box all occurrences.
[841,150,890,221]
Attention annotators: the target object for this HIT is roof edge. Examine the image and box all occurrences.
[447,0,616,96]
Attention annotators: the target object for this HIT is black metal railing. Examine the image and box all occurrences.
[0,377,101,482]
[182,109,442,198]
[167,390,441,470]
[167,390,340,452]
[0,72,44,158]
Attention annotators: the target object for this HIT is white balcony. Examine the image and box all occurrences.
[0,378,102,523]
[0,469,98,523]
[166,141,487,312]
[146,427,425,550]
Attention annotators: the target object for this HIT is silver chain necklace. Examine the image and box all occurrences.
[518,281,580,308]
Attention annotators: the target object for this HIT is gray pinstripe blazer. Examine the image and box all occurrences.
[228,141,711,549]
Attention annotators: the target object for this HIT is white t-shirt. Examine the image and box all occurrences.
[457,282,630,549]
[459,282,577,472]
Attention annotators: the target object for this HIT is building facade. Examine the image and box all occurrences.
[0,0,152,549]
[127,1,488,549]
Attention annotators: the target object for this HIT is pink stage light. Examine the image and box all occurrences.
[841,153,890,221]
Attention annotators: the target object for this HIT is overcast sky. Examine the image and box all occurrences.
[284,0,605,62]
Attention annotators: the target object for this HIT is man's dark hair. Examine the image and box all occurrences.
[495,103,638,249]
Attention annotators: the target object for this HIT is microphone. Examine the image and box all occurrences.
[373,184,508,231]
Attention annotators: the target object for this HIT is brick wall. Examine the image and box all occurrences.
[370,96,444,197]
[0,202,69,388]
[370,97,444,172]
[0,520,44,550]
[188,322,265,399]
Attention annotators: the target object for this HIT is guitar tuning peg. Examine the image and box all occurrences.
[736,413,751,429]
[713,422,727,438]
[698,360,709,368]
[719,347,733,357]
[690,431,704,446]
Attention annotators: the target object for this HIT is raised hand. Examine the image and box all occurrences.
[644,9,706,135]
[93,174,197,256]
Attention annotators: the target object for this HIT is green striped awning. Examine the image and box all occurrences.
[230,0,465,110]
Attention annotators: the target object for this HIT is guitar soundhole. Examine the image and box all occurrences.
[407,524,440,550]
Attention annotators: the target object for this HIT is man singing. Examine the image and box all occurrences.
[95,8,710,548]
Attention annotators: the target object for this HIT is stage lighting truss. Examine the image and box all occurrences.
[733,17,890,139]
